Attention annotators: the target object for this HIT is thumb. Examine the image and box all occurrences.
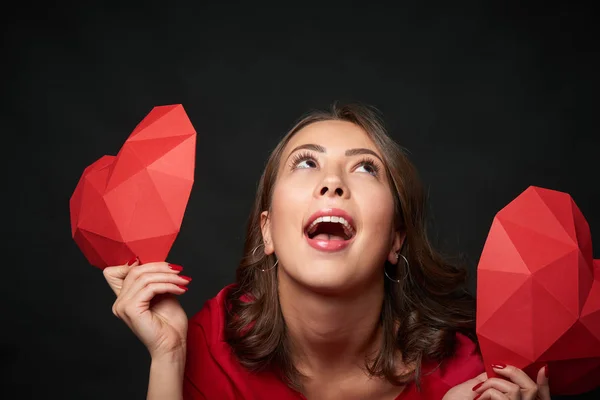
[536,364,550,400]
[471,371,488,384]
[102,256,139,296]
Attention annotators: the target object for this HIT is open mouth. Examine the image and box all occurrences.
[304,216,356,241]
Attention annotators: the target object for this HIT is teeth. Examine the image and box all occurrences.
[306,216,355,237]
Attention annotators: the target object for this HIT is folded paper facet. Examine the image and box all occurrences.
[476,186,600,395]
[70,104,196,269]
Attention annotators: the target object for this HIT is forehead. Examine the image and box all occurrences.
[283,120,379,154]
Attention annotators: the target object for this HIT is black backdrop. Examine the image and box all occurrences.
[4,1,599,399]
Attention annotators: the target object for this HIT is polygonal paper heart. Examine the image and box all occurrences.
[70,104,196,269]
[476,186,600,395]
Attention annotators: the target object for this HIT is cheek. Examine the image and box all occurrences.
[355,185,396,233]
[269,179,312,239]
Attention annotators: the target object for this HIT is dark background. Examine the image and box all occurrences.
[3,1,599,399]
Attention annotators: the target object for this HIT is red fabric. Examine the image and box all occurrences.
[184,284,484,399]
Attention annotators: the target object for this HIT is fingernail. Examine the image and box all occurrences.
[544,364,549,378]
[492,363,506,369]
[472,382,483,391]
[474,394,482,400]
[176,284,188,291]
[180,275,192,282]
[169,264,183,272]
[127,256,138,266]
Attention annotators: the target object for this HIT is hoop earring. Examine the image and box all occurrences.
[385,253,409,283]
[251,244,278,272]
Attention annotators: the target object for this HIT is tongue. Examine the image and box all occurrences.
[312,233,346,241]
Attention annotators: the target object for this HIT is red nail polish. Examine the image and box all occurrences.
[544,364,549,378]
[492,363,506,369]
[180,275,192,282]
[472,382,483,391]
[474,394,481,400]
[176,284,188,291]
[127,256,138,266]
[169,264,183,272]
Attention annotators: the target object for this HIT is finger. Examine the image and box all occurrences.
[103,257,139,296]
[536,365,550,400]
[469,372,489,389]
[120,272,192,301]
[475,387,510,400]
[473,378,520,398]
[491,364,537,392]
[104,257,139,278]
[114,282,188,319]
[130,282,188,308]
[121,262,184,292]
[473,371,489,383]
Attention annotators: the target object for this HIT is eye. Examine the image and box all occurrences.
[289,151,318,170]
[297,159,317,169]
[355,158,380,177]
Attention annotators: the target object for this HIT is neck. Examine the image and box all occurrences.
[278,272,385,379]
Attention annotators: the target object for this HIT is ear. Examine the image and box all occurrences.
[387,230,406,264]
[260,211,275,255]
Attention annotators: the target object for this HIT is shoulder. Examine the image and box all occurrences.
[187,283,235,345]
[436,333,485,385]
[183,284,300,400]
[184,284,236,399]
[403,333,484,399]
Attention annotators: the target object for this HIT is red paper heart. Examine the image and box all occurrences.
[477,186,600,395]
[70,104,196,269]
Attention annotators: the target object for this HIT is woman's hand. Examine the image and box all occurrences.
[443,364,550,400]
[103,258,191,360]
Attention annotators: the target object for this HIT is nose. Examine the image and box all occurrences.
[315,174,349,199]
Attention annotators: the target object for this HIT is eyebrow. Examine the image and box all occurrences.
[286,143,384,163]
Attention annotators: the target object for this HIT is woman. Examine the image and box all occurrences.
[103,103,550,399]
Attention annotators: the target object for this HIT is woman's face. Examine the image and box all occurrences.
[261,120,403,294]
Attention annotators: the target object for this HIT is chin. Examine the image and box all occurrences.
[284,264,366,296]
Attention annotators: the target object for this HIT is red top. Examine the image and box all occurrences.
[183,285,484,399]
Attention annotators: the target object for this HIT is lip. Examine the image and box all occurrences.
[304,208,356,252]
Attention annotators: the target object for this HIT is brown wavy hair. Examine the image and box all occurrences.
[224,102,476,391]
